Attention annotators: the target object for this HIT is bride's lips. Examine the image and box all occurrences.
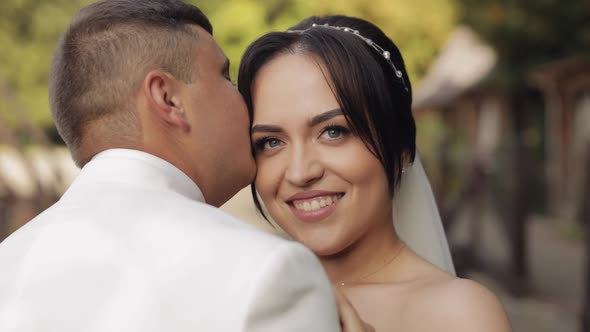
[286,190,344,222]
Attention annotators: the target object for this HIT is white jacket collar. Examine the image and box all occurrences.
[75,148,205,202]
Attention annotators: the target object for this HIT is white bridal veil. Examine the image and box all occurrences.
[393,154,456,275]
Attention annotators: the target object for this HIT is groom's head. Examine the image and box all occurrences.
[50,0,255,206]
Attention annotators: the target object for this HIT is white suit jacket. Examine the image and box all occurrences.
[0,149,340,332]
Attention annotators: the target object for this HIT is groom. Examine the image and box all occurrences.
[0,1,344,331]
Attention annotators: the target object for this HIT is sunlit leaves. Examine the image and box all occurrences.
[0,0,459,127]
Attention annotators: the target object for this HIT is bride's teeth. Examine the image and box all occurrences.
[292,194,343,212]
[311,200,320,210]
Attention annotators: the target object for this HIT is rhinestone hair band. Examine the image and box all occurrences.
[288,23,409,92]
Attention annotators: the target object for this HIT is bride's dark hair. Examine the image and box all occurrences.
[238,15,416,218]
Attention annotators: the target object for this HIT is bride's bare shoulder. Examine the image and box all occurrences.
[406,277,512,332]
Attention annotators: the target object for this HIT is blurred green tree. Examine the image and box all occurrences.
[205,0,458,89]
[0,0,94,127]
[457,0,590,89]
[0,0,457,130]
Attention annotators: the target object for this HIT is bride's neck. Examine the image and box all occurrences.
[320,217,402,285]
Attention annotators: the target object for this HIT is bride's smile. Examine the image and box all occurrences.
[286,190,344,222]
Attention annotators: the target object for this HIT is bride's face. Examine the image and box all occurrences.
[250,53,393,256]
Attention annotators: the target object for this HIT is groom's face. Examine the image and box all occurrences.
[181,26,255,205]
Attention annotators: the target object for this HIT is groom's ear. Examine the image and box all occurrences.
[143,70,190,132]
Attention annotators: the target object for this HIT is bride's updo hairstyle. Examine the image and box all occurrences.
[238,15,416,215]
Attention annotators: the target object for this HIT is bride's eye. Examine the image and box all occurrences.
[320,125,350,140]
[253,137,283,152]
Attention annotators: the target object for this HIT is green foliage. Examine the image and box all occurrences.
[204,0,459,87]
[457,0,590,89]
[0,0,95,126]
[0,0,458,129]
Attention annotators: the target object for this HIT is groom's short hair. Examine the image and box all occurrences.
[49,0,212,166]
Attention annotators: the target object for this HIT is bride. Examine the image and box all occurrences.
[238,15,511,331]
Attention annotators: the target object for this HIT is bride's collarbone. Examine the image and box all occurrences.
[343,278,460,332]
[341,271,458,310]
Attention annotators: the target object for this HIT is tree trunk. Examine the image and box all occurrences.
[508,91,530,295]
[579,145,590,332]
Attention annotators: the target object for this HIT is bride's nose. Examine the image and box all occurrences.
[285,145,324,187]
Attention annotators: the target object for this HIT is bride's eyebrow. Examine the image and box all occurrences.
[308,108,343,127]
[251,108,343,135]
[251,124,283,134]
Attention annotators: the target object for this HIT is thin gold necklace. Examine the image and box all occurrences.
[334,242,405,287]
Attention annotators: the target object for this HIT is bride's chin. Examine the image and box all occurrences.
[304,240,347,258]
[286,226,354,257]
